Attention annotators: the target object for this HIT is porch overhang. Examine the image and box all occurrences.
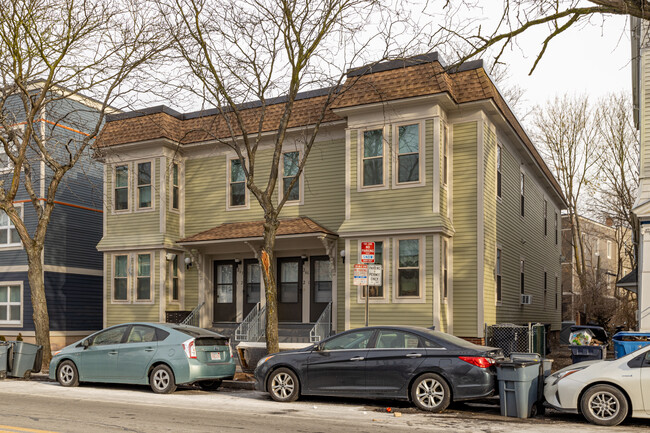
[617,268,638,294]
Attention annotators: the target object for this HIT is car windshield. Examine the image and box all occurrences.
[420,329,484,350]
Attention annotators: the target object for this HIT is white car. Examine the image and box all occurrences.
[544,345,650,426]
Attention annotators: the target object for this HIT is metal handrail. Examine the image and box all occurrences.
[309,302,332,342]
[234,303,266,342]
[181,301,205,327]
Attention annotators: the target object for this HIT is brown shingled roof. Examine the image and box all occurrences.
[178,217,337,244]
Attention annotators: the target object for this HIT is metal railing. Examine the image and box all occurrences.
[234,303,266,342]
[310,302,332,343]
[180,301,205,327]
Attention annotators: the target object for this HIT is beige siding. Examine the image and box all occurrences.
[496,142,562,330]
[483,123,497,326]
[451,121,478,336]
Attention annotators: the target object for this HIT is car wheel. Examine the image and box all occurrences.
[580,384,628,426]
[411,373,451,412]
[57,360,79,387]
[198,380,222,391]
[267,368,300,402]
[149,364,177,394]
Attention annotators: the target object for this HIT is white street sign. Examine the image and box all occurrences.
[368,264,382,286]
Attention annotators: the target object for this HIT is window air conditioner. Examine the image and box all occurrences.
[520,294,532,305]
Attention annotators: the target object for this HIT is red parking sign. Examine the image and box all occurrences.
[361,242,375,263]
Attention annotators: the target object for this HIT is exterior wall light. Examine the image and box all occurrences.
[184,256,193,269]
[340,249,346,263]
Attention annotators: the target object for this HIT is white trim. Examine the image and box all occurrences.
[278,146,305,206]
[180,161,186,237]
[159,250,165,322]
[355,238,390,304]
[0,280,23,327]
[433,234,441,330]
[392,120,426,189]
[448,122,453,219]
[103,165,107,235]
[0,203,23,248]
[339,226,453,238]
[433,117,441,214]
[226,155,250,211]
[135,159,156,212]
[98,243,170,252]
[41,265,103,276]
[111,253,131,304]
[103,255,107,328]
[169,160,181,214]
[111,162,132,214]
[448,237,453,334]
[392,236,426,304]
[477,118,485,337]
[357,125,390,192]
[345,238,350,330]
[345,129,351,220]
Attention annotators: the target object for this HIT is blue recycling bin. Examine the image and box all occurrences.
[612,332,650,358]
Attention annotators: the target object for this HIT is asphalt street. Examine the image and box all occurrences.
[0,379,648,433]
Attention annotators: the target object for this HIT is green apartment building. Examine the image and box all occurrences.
[95,54,565,343]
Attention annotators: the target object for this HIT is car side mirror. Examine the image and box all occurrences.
[82,339,90,349]
[645,351,650,363]
[315,343,323,352]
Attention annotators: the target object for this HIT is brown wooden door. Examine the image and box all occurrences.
[214,261,237,322]
[277,257,302,322]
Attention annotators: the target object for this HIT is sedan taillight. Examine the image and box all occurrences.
[459,356,495,368]
[182,338,197,359]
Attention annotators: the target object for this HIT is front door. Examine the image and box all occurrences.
[243,259,261,318]
[277,257,302,322]
[214,261,237,322]
[310,256,332,322]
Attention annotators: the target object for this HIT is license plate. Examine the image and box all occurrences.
[210,352,222,361]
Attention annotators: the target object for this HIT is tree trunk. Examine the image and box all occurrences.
[25,247,52,371]
[261,217,280,354]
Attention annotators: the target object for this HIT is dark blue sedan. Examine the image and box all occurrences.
[255,326,503,412]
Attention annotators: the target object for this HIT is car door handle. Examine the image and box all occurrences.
[350,356,365,361]
[108,351,118,355]
[144,348,155,352]
[406,353,422,358]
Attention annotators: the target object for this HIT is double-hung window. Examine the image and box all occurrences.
[544,200,548,236]
[397,239,420,298]
[496,145,502,198]
[171,255,179,302]
[136,253,151,301]
[443,124,449,186]
[496,248,502,303]
[362,129,383,187]
[397,124,420,184]
[520,259,525,294]
[0,283,21,324]
[229,158,247,208]
[282,151,300,202]
[520,172,525,217]
[0,207,21,247]
[442,239,449,299]
[113,255,129,301]
[137,162,152,209]
[171,162,180,211]
[114,165,129,211]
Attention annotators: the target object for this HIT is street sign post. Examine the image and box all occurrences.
[361,242,375,264]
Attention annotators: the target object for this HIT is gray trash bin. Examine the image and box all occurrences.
[7,341,43,379]
[496,355,542,418]
[0,342,11,379]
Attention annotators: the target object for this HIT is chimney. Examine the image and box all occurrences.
[605,217,614,227]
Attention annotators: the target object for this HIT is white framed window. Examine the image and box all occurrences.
[443,238,449,300]
[520,259,525,294]
[544,199,548,236]
[136,253,152,302]
[357,239,388,303]
[227,156,249,210]
[0,125,22,174]
[279,150,303,205]
[0,205,22,247]
[359,127,386,189]
[496,248,502,304]
[114,164,130,211]
[607,240,612,259]
[0,282,22,326]
[171,162,180,211]
[137,161,153,210]
[393,237,425,302]
[496,144,501,198]
[595,238,601,256]
[520,172,525,217]
[443,123,449,186]
[543,270,548,305]
[393,121,424,187]
[170,255,180,302]
[113,254,130,302]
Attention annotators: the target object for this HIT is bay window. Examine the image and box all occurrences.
[362,129,383,187]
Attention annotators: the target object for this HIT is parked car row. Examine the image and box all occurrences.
[47,323,650,427]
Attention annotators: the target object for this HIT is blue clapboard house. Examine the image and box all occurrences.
[0,86,108,349]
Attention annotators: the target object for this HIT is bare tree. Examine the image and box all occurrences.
[155,0,419,353]
[532,94,601,295]
[441,1,646,74]
[593,93,639,272]
[0,0,165,368]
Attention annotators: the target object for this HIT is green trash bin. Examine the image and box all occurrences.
[7,341,43,379]
[496,356,542,418]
